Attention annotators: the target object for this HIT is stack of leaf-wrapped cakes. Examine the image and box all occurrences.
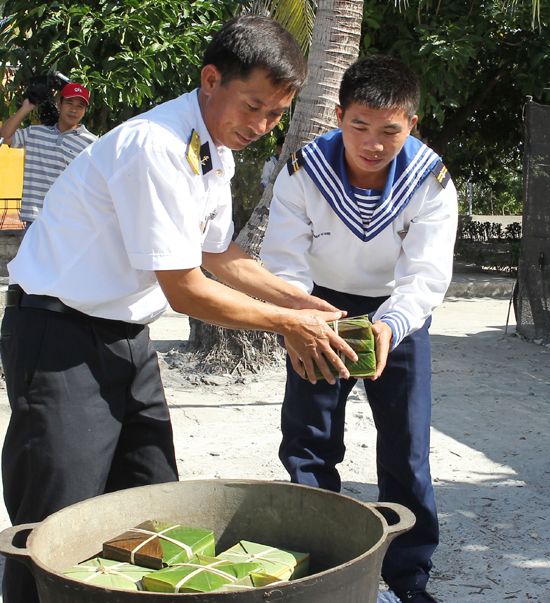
[63,519,309,593]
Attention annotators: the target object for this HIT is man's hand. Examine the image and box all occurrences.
[282,309,357,385]
[0,98,37,146]
[288,294,346,315]
[369,321,393,380]
[156,268,356,386]
[21,98,37,113]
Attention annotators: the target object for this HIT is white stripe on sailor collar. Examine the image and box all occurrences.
[301,130,440,242]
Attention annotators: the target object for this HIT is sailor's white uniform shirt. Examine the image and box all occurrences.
[261,132,458,350]
[9,89,235,324]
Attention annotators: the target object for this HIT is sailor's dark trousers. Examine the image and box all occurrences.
[280,284,439,593]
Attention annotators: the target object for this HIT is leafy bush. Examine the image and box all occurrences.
[455,218,522,275]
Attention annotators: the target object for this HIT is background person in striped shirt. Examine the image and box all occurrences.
[0,82,97,228]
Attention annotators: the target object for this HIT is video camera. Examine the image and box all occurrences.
[22,70,73,127]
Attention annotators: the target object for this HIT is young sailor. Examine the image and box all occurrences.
[261,55,458,603]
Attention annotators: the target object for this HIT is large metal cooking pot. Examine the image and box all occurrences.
[0,479,415,603]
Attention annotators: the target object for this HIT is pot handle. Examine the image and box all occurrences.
[370,502,416,542]
[0,523,38,568]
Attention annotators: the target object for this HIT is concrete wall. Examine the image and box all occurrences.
[466,214,522,227]
[0,230,23,277]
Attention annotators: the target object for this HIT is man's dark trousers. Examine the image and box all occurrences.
[279,285,439,593]
[0,305,179,603]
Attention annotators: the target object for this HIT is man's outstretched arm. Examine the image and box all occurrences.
[202,241,343,312]
[156,263,358,385]
[0,99,36,147]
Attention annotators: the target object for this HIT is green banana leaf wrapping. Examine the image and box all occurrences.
[142,555,263,593]
[62,557,153,591]
[307,315,376,379]
[102,520,215,569]
[218,540,310,581]
[213,571,286,592]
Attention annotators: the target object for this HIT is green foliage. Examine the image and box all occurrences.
[458,219,522,242]
[232,155,264,234]
[456,217,522,275]
[231,117,288,232]
[360,0,550,210]
[455,165,523,216]
[0,0,242,132]
[245,0,316,54]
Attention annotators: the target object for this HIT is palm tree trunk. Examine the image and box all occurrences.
[188,0,363,375]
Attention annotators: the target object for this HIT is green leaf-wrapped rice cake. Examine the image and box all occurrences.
[307,315,376,379]
[142,556,263,594]
[62,557,153,591]
[214,571,286,592]
[218,540,310,580]
[103,520,215,570]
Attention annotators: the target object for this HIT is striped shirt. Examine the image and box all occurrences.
[12,124,97,222]
[353,187,382,228]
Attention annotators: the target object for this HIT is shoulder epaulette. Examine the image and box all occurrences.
[200,141,212,175]
[186,129,201,175]
[431,160,451,188]
[286,148,305,176]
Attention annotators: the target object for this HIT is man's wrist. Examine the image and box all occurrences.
[272,281,311,310]
[267,305,299,338]
[18,105,33,118]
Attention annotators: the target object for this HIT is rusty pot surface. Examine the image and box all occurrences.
[0,479,414,603]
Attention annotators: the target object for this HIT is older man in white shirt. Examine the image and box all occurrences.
[1,16,356,603]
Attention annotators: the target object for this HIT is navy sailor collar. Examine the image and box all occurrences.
[301,129,440,241]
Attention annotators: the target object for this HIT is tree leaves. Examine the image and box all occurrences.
[362,0,550,193]
[0,0,240,132]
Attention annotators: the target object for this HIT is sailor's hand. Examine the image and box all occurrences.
[368,321,393,380]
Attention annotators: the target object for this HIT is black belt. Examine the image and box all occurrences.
[6,284,92,319]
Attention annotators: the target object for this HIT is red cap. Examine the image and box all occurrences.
[60,83,89,105]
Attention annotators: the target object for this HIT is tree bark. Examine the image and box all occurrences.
[187,0,363,375]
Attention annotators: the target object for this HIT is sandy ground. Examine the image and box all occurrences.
[0,274,548,601]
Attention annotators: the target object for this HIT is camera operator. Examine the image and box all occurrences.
[0,83,97,228]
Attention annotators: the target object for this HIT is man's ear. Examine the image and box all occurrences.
[409,114,418,131]
[335,105,344,128]
[200,64,223,97]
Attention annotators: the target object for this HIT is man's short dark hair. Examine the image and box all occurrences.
[203,15,307,94]
[339,55,421,121]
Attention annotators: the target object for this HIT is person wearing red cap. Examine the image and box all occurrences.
[0,82,97,228]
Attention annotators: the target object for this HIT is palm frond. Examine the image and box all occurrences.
[246,0,317,54]
[503,0,541,29]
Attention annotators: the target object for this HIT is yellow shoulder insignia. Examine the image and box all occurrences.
[286,148,305,176]
[431,160,451,188]
[187,129,201,175]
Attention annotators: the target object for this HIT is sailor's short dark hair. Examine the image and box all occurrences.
[339,55,420,121]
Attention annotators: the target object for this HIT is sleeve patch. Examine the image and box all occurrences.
[286,148,305,176]
[431,160,451,188]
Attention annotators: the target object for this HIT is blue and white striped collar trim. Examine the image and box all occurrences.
[301,130,440,242]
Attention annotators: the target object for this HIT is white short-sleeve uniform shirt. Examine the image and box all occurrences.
[8,89,235,324]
